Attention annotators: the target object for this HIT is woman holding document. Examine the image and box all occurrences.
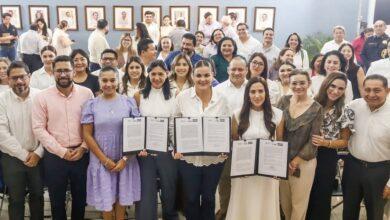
[174,59,230,220]
[276,69,323,220]
[226,76,283,220]
[306,72,350,220]
[81,66,141,220]
[133,60,179,220]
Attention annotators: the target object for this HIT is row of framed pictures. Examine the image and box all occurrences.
[0,5,275,32]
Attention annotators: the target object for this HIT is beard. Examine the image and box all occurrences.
[13,85,28,96]
[56,77,73,88]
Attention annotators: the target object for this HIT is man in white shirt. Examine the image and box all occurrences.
[91,49,124,79]
[143,11,160,45]
[366,41,390,87]
[87,19,110,72]
[214,56,248,220]
[198,12,221,44]
[252,27,280,71]
[342,74,390,220]
[236,23,261,61]
[18,23,46,73]
[320,26,349,54]
[0,61,44,220]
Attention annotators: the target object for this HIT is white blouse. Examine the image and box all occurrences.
[293,49,309,70]
[203,43,218,58]
[119,81,140,98]
[170,79,191,94]
[139,87,176,117]
[30,67,56,90]
[174,87,229,166]
[234,107,283,140]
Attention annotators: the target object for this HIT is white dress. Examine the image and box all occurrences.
[226,107,283,220]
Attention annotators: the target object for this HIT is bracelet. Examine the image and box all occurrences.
[103,158,109,166]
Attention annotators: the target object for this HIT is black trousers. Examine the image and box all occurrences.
[43,150,88,220]
[21,53,43,73]
[1,153,44,220]
[342,154,390,220]
[306,148,338,220]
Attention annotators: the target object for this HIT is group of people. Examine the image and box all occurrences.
[0,8,389,220]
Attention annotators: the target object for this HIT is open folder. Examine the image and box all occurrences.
[230,139,289,179]
[122,117,169,154]
[174,117,231,155]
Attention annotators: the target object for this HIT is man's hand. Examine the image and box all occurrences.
[68,147,87,161]
[24,152,41,167]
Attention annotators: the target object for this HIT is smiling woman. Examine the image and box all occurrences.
[211,37,238,83]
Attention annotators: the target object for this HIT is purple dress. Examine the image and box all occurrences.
[81,95,141,211]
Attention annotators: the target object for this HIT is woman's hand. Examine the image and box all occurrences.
[103,157,116,171]
[111,159,127,172]
[138,149,148,157]
[173,152,183,160]
[312,135,329,147]
[289,156,303,175]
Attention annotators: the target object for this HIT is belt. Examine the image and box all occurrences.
[0,44,15,48]
[349,154,390,168]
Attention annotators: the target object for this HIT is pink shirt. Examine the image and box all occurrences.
[32,84,94,158]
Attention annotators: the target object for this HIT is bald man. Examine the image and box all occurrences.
[361,20,389,70]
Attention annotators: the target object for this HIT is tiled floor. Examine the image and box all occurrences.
[0,193,381,220]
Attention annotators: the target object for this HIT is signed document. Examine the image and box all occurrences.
[230,140,257,177]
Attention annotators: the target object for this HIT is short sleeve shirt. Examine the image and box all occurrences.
[0,23,18,46]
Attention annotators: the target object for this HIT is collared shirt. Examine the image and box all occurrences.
[52,28,72,56]
[164,50,203,71]
[236,36,261,61]
[251,43,281,71]
[30,66,56,90]
[211,54,230,83]
[144,22,160,45]
[168,27,188,50]
[203,43,217,58]
[198,21,221,43]
[0,88,43,161]
[160,25,174,38]
[366,58,390,87]
[360,34,389,69]
[32,84,94,158]
[214,79,247,115]
[0,85,8,93]
[293,49,309,70]
[320,39,349,54]
[343,98,390,162]
[0,23,18,46]
[344,98,390,187]
[88,29,110,63]
[174,87,229,166]
[18,30,46,55]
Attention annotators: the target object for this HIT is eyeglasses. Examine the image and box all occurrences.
[10,74,29,81]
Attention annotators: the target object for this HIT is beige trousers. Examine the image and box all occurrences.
[280,158,317,220]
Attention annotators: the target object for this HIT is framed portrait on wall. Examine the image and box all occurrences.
[254,7,276,32]
[29,5,50,27]
[198,6,219,27]
[85,6,106,31]
[57,6,78,31]
[113,6,134,31]
[170,6,190,30]
[0,5,22,29]
[226,7,247,26]
[141,6,162,26]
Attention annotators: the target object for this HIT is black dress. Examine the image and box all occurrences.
[346,64,361,100]
[74,74,100,96]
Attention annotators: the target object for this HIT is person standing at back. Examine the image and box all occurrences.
[143,11,160,45]
[0,13,18,61]
[88,19,110,72]
[361,20,389,70]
